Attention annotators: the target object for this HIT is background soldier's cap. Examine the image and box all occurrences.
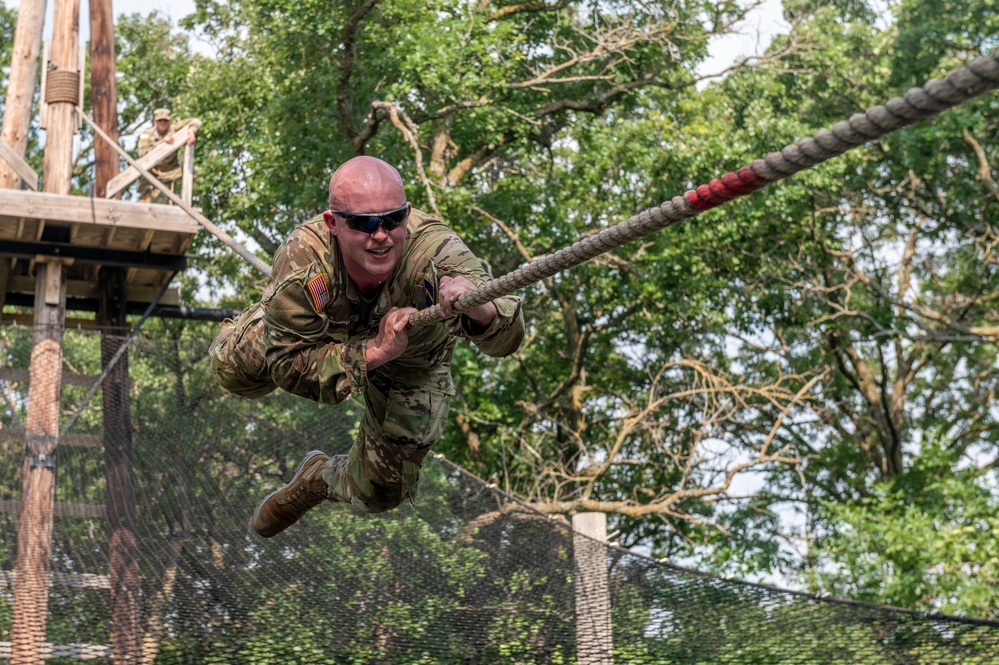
[153,108,171,121]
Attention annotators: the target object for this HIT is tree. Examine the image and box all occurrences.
[668,0,999,607]
[11,0,996,615]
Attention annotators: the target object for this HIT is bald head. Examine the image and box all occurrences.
[328,156,406,213]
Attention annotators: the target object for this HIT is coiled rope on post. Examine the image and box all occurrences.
[45,70,80,105]
[407,53,999,331]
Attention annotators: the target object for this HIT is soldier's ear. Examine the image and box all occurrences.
[322,210,337,235]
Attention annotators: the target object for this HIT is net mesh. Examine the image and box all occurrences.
[1,323,997,664]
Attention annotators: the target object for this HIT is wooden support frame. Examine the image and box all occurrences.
[0,189,199,233]
[104,123,197,199]
[0,139,38,190]
[181,144,194,205]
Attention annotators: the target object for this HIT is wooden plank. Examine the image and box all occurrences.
[0,312,97,329]
[0,368,101,386]
[0,642,113,660]
[0,430,102,447]
[104,124,193,198]
[0,0,44,190]
[0,571,111,589]
[181,143,194,204]
[6,275,181,306]
[0,139,38,190]
[0,500,107,518]
[0,189,199,236]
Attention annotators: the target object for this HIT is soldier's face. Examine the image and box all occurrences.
[155,119,170,133]
[324,203,408,286]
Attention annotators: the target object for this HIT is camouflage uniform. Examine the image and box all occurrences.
[210,210,524,512]
[136,109,198,204]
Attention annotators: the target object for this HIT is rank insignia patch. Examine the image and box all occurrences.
[424,278,436,308]
[307,274,329,312]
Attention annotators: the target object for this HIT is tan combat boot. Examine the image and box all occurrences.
[251,450,330,537]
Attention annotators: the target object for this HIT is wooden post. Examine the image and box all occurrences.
[89,0,118,198]
[11,0,76,660]
[11,263,65,665]
[573,512,613,665]
[92,0,139,647]
[98,268,141,665]
[0,0,46,190]
[181,144,194,205]
[40,0,79,194]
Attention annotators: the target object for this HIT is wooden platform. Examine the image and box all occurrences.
[0,188,199,312]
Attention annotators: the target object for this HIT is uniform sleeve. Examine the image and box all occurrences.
[261,253,366,405]
[457,295,524,357]
[431,228,525,358]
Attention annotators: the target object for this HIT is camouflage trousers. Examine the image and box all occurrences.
[209,305,452,514]
[137,168,180,204]
[325,370,451,513]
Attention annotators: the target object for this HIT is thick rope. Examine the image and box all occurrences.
[408,53,999,330]
[77,110,273,277]
[45,70,79,105]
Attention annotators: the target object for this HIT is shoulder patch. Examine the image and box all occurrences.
[306,274,329,312]
[424,278,436,308]
[140,133,149,139]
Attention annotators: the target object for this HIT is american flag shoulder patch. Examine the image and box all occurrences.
[306,274,329,312]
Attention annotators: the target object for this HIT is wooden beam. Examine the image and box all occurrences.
[181,144,194,204]
[573,512,613,665]
[104,124,194,199]
[89,0,119,199]
[99,266,142,664]
[0,0,44,190]
[0,311,97,329]
[0,140,38,191]
[6,275,181,306]
[0,368,102,387]
[13,261,66,664]
[0,430,102,448]
[0,189,199,235]
[0,571,111,589]
[0,642,113,660]
[0,500,107,519]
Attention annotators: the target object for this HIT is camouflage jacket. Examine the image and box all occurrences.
[137,119,197,179]
[260,210,524,405]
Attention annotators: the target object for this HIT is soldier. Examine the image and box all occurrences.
[137,108,200,204]
[209,156,525,537]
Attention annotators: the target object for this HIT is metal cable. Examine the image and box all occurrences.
[56,274,177,443]
[407,53,999,330]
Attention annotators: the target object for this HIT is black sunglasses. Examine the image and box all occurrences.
[331,204,410,234]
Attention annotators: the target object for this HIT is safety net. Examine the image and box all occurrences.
[1,322,998,664]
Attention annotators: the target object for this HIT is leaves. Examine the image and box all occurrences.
[3,0,998,616]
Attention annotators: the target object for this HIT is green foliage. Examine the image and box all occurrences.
[114,12,196,134]
[809,446,999,619]
[6,0,999,624]
[0,2,17,101]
